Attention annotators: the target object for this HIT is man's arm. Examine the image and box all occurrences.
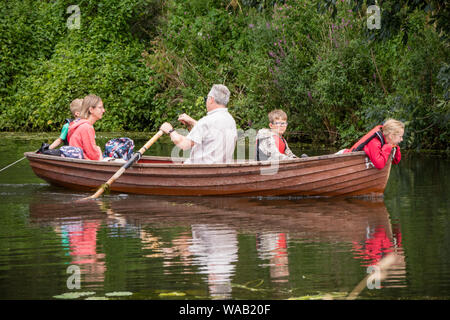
[178,113,197,130]
[160,122,194,150]
[170,131,195,150]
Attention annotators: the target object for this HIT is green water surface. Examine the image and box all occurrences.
[0,133,449,300]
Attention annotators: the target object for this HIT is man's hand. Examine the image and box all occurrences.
[160,122,174,134]
[160,121,194,151]
[178,113,196,127]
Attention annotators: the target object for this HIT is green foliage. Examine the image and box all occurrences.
[0,0,67,95]
[0,0,448,150]
[0,0,161,132]
[318,0,450,42]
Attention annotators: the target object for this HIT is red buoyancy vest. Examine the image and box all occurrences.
[348,125,385,152]
[274,135,286,154]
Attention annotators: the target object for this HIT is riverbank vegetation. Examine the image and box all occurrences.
[0,0,448,150]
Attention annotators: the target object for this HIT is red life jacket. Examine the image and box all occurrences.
[349,125,385,152]
[273,135,286,154]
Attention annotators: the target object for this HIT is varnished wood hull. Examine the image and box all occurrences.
[24,151,393,197]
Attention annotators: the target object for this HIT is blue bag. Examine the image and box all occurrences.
[60,146,84,159]
[103,137,134,161]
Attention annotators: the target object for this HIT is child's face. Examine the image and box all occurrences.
[386,129,404,146]
[269,117,288,136]
[74,111,80,118]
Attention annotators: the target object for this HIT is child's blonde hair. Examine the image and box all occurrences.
[69,99,83,117]
[268,109,287,123]
[383,119,405,137]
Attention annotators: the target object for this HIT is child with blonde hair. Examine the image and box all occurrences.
[340,118,404,169]
[49,99,83,149]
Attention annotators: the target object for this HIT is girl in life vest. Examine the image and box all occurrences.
[256,109,298,161]
[343,119,404,170]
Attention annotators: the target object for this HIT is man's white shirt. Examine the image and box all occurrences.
[185,108,237,164]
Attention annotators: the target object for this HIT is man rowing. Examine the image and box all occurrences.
[160,84,238,164]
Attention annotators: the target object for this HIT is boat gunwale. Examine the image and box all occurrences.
[24,151,367,169]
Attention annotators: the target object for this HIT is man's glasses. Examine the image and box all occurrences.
[272,121,288,127]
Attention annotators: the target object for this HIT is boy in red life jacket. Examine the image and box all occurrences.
[339,119,404,170]
[256,109,300,161]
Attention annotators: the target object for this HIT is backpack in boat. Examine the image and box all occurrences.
[256,136,286,161]
[60,146,84,159]
[103,137,134,161]
[37,142,62,156]
[349,125,385,152]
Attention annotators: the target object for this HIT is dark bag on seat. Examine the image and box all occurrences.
[37,143,61,156]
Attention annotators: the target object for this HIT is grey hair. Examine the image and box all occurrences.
[208,84,230,106]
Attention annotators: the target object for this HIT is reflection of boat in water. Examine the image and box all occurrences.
[29,195,406,295]
[29,195,401,250]
[25,151,393,197]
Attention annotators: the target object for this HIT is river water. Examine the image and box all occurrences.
[0,133,449,300]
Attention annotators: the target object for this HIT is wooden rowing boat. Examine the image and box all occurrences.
[24,151,393,197]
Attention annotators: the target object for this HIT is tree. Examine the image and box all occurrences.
[318,0,449,43]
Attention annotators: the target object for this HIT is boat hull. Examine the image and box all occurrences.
[24,151,392,197]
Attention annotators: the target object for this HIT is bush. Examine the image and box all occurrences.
[0,0,66,96]
[1,0,448,150]
[0,0,161,132]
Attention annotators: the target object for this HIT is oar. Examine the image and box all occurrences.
[0,147,40,174]
[0,157,26,174]
[346,253,398,300]
[84,130,164,200]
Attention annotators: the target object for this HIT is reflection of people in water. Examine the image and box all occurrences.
[351,222,406,288]
[59,219,105,285]
[161,232,192,272]
[256,232,289,282]
[188,224,238,299]
[140,229,164,259]
[352,225,402,266]
[56,201,141,287]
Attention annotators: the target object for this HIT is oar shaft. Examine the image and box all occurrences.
[87,130,164,199]
[89,166,127,199]
[0,157,26,173]
[138,130,164,155]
